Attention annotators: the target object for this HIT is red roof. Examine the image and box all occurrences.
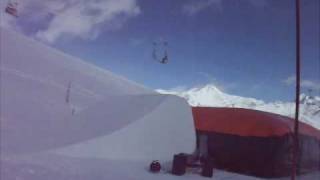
[192,107,320,139]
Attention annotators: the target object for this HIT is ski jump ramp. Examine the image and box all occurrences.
[53,94,195,161]
[0,26,196,161]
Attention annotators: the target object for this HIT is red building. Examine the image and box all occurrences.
[192,107,320,178]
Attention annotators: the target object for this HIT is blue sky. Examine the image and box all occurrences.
[1,0,319,102]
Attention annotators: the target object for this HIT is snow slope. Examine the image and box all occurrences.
[0,26,195,159]
[157,84,320,129]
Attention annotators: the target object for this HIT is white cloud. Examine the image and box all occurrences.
[37,0,140,43]
[1,0,140,43]
[182,0,222,16]
[284,75,296,85]
[284,75,320,90]
[301,80,320,90]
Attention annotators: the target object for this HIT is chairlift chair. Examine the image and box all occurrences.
[152,41,169,64]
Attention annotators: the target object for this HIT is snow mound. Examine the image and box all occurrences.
[0,26,196,160]
[52,94,196,161]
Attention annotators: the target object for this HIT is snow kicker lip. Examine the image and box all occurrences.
[51,94,196,161]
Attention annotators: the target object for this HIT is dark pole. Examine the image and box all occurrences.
[292,0,301,179]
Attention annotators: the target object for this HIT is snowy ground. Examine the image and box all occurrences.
[2,153,319,180]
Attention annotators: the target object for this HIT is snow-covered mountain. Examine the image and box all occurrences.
[157,85,265,108]
[157,84,320,129]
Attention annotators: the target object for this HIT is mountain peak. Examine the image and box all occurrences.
[300,93,320,106]
[189,84,223,94]
[157,84,320,129]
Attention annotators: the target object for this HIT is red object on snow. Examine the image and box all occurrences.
[192,107,320,178]
[5,2,18,17]
[149,160,161,173]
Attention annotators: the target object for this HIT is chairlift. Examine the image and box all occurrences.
[152,40,169,64]
[160,50,168,64]
[5,1,18,17]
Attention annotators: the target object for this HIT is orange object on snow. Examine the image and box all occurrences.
[192,107,320,139]
[191,107,320,178]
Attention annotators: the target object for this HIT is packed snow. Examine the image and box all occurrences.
[157,84,320,129]
[52,94,195,161]
[0,26,199,179]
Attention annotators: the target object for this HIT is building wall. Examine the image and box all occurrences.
[196,131,320,178]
